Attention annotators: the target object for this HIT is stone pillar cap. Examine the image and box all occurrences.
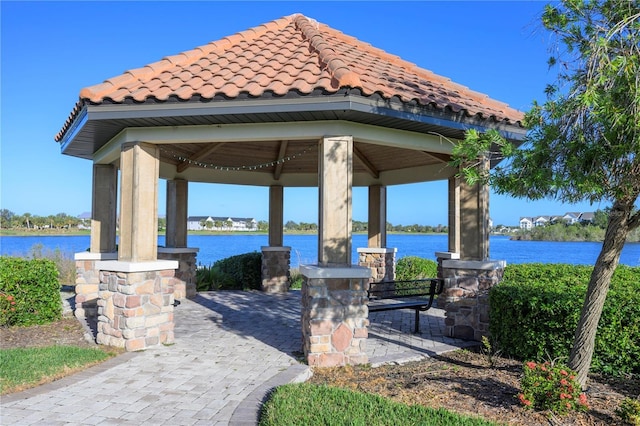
[356,247,397,254]
[261,246,292,251]
[95,260,179,272]
[300,264,371,279]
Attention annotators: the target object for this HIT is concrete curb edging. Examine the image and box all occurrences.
[229,364,312,425]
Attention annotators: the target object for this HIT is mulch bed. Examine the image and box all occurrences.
[309,349,638,425]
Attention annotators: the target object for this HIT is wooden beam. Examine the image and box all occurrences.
[177,142,226,173]
[354,146,379,179]
[273,141,289,181]
[421,151,451,163]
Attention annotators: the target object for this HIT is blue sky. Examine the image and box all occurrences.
[1,1,607,227]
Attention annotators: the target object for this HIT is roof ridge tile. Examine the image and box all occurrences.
[294,14,362,88]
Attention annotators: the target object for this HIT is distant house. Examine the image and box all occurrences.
[519,211,596,228]
[77,212,91,229]
[187,216,257,231]
[561,212,581,224]
[533,216,551,227]
[519,217,533,229]
[579,212,595,224]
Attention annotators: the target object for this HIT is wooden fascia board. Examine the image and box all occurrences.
[99,120,450,151]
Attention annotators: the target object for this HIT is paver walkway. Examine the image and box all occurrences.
[1,290,476,425]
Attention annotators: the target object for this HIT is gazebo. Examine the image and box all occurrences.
[56,14,525,366]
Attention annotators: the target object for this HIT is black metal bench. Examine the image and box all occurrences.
[367,278,445,333]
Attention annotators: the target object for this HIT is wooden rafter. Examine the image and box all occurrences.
[176,142,226,173]
[354,146,379,179]
[273,141,289,181]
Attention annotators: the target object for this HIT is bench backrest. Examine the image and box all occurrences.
[368,278,443,300]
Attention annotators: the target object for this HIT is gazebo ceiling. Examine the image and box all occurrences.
[55,13,526,187]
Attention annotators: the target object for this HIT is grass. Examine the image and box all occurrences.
[259,383,498,426]
[0,346,116,395]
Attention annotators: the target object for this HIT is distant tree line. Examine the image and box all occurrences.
[0,209,86,230]
[1,209,448,234]
[284,220,448,233]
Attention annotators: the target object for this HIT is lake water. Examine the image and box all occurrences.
[1,234,639,267]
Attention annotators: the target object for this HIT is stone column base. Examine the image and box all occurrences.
[158,247,198,299]
[357,247,396,282]
[95,260,179,351]
[437,252,505,341]
[74,252,118,329]
[261,246,291,293]
[300,265,370,367]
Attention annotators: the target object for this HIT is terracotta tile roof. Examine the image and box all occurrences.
[56,14,524,142]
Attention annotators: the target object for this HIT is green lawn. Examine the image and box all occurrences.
[0,346,116,394]
[260,383,498,426]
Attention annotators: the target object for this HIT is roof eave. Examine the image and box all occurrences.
[60,93,526,160]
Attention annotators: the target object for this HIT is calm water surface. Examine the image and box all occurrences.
[1,234,639,267]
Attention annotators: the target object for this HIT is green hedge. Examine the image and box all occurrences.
[0,257,62,326]
[395,256,438,280]
[196,252,262,291]
[490,263,640,376]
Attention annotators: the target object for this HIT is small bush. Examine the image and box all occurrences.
[196,252,262,291]
[0,257,61,326]
[616,398,640,426]
[518,361,588,414]
[395,256,438,280]
[490,263,640,375]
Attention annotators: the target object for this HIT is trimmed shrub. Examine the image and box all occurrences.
[490,263,640,375]
[196,252,262,291]
[518,361,588,414]
[395,256,438,280]
[0,256,62,326]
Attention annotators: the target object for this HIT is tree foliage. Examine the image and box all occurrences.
[452,0,640,387]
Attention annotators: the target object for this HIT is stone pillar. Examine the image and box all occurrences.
[318,136,352,266]
[261,246,291,293]
[459,159,490,260]
[158,248,198,299]
[357,248,396,282]
[74,252,117,329]
[78,164,117,336]
[90,164,117,254]
[94,260,179,351]
[300,265,370,367]
[437,253,505,341]
[368,185,387,248]
[448,176,461,254]
[166,179,188,249]
[269,185,284,247]
[301,136,369,367]
[118,142,159,262]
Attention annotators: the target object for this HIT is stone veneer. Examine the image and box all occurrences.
[95,260,179,351]
[75,252,117,326]
[157,247,198,299]
[300,265,371,367]
[437,252,505,341]
[357,247,396,282]
[261,246,291,293]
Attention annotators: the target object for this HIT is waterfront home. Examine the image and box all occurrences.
[187,216,257,231]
